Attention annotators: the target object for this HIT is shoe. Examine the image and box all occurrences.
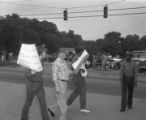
[80,109,90,113]
[48,108,55,117]
[120,108,125,112]
[128,106,132,109]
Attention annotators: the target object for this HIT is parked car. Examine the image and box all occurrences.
[111,58,122,69]
[132,50,146,73]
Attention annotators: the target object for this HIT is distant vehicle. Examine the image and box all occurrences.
[132,50,146,72]
[111,58,122,69]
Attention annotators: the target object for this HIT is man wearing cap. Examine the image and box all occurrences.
[120,51,138,112]
[52,50,70,120]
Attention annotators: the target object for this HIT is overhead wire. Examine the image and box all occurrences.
[0,0,125,10]
[27,11,146,20]
[0,1,64,9]
[62,0,125,9]
[18,5,146,17]
[1,0,146,20]
[0,0,125,17]
[110,12,146,16]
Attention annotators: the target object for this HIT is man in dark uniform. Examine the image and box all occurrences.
[67,48,90,113]
[120,51,138,112]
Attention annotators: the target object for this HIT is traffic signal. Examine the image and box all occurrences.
[63,9,68,21]
[103,4,108,18]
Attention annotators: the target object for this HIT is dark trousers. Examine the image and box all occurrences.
[21,81,49,120]
[121,76,135,109]
[67,74,86,109]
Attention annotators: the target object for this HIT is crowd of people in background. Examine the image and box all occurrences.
[84,52,122,71]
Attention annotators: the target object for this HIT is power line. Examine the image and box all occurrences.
[68,6,146,13]
[110,12,146,16]
[27,11,146,20]
[109,6,146,12]
[20,12,62,16]
[0,0,124,10]
[64,0,125,9]
[29,16,63,20]
[35,15,102,19]
[19,5,146,17]
[108,0,125,6]
[19,10,102,16]
[0,1,63,9]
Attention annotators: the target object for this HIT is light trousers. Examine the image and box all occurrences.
[56,81,68,120]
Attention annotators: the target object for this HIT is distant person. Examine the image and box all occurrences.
[120,51,138,112]
[97,53,102,70]
[89,55,93,68]
[21,46,52,120]
[1,52,5,62]
[101,52,108,71]
[107,53,112,69]
[52,50,70,120]
[92,55,97,69]
[136,54,141,67]
[67,48,90,113]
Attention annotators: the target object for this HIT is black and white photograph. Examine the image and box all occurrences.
[0,0,146,120]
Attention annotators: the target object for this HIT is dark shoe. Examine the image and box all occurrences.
[48,108,55,117]
[128,106,132,109]
[120,108,125,112]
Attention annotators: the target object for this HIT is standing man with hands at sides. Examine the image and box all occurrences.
[120,51,138,112]
[67,48,90,113]
[52,50,71,120]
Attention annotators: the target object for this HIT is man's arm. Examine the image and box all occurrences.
[52,62,61,93]
[134,62,138,87]
[120,61,124,85]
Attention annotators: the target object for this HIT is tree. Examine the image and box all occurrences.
[139,35,146,50]
[122,34,139,55]
[104,32,122,56]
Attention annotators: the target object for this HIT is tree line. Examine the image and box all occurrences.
[0,14,82,56]
[0,14,146,57]
[84,32,146,57]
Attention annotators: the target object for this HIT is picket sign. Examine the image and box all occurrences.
[17,44,43,72]
[72,50,89,73]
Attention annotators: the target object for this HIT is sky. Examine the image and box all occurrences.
[0,0,146,40]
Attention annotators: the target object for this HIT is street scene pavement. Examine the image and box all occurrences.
[0,63,146,120]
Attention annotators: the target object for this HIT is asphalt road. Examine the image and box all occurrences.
[0,69,146,99]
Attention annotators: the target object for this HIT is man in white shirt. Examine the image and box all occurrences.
[52,50,70,120]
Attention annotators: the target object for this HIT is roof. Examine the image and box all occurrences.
[132,50,146,53]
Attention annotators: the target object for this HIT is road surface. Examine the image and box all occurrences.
[0,69,146,99]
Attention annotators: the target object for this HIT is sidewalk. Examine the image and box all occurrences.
[0,82,145,120]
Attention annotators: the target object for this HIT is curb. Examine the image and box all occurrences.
[0,67,146,82]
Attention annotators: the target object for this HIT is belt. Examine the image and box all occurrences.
[58,79,68,83]
[29,80,41,83]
